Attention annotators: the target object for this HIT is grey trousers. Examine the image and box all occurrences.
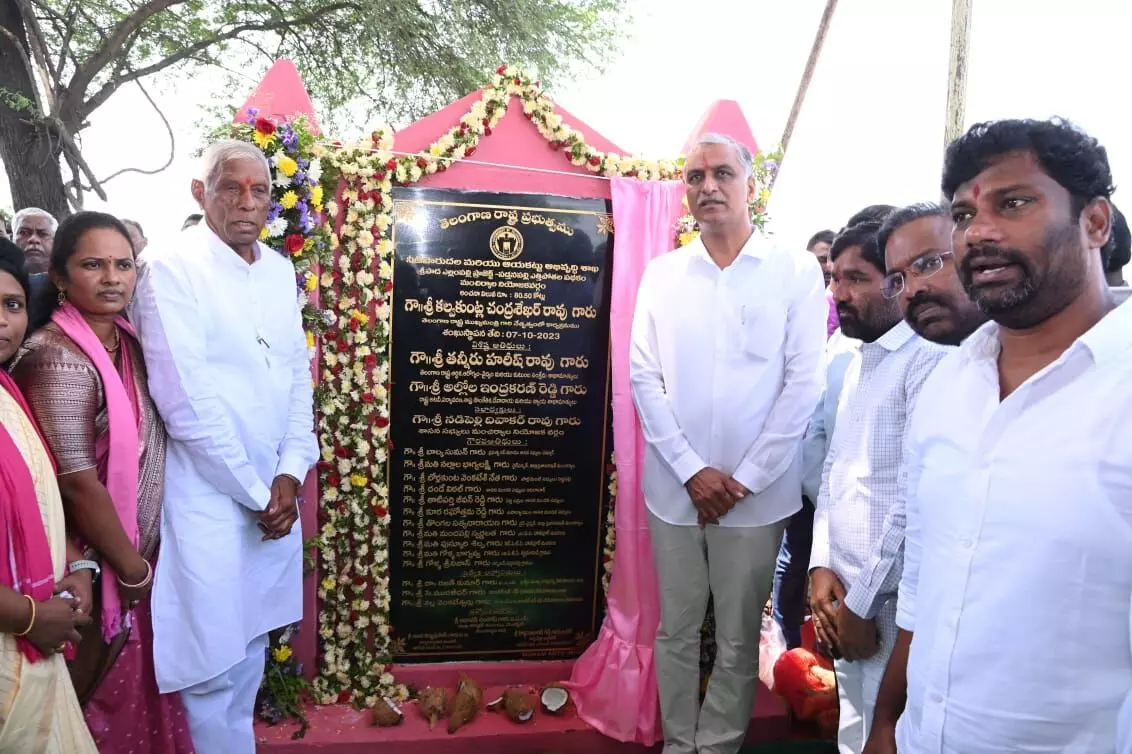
[649,512,787,754]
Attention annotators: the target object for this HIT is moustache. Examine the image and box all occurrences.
[906,293,950,321]
[960,244,1028,281]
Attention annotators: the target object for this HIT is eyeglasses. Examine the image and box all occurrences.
[881,251,954,299]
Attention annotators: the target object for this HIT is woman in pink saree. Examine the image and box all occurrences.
[11,212,194,753]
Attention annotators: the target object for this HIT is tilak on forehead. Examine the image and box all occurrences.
[972,182,981,200]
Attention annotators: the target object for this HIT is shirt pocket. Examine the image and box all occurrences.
[741,303,787,361]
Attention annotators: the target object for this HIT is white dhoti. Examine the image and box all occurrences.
[180,633,269,754]
[834,599,897,754]
[648,511,787,754]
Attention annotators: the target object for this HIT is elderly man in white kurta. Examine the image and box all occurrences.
[133,140,317,754]
[630,134,826,754]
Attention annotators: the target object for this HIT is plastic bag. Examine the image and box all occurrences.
[758,611,787,692]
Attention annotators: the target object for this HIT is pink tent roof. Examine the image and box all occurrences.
[682,99,758,156]
[393,90,627,200]
[236,59,321,134]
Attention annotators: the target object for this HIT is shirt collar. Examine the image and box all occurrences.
[689,229,770,267]
[866,319,917,353]
[200,223,263,268]
[958,295,1132,368]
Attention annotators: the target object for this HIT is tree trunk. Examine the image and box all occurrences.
[0,0,69,219]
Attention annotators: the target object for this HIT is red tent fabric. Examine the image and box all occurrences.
[682,99,759,156]
[236,59,321,134]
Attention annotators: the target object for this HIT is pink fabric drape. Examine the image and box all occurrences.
[565,178,687,745]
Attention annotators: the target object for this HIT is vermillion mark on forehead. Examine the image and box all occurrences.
[971,182,981,200]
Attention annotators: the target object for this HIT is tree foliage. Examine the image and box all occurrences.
[0,0,628,213]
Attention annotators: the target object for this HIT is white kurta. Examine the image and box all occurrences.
[132,225,318,693]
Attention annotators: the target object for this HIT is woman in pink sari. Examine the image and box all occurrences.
[11,212,194,753]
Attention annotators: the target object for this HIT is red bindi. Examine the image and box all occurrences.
[971,183,981,200]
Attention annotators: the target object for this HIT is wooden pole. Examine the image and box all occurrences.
[773,0,838,186]
[944,0,974,150]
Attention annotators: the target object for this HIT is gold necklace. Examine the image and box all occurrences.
[103,327,120,354]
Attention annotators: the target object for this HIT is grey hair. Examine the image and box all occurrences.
[200,139,271,192]
[12,207,57,234]
[691,132,754,178]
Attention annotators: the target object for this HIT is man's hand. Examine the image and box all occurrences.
[809,567,846,656]
[258,475,300,541]
[836,601,880,661]
[686,469,746,525]
[54,570,93,616]
[862,723,898,754]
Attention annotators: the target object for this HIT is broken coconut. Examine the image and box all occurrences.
[417,686,450,730]
[540,685,570,715]
[446,674,484,734]
[370,696,403,727]
[488,688,537,723]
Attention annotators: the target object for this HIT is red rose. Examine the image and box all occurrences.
[589,156,600,166]
[383,280,393,293]
[513,77,521,86]
[338,691,352,704]
[496,64,507,74]
[364,354,377,368]
[375,415,390,428]
[385,158,397,171]
[375,505,388,518]
[549,141,560,150]
[284,234,305,255]
[466,146,476,157]
[327,474,340,487]
[484,126,492,136]
[416,157,428,168]
[375,170,386,181]
[334,446,348,458]
[362,392,375,403]
[255,117,275,135]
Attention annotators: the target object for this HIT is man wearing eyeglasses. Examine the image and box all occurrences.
[807,221,950,754]
[877,204,987,346]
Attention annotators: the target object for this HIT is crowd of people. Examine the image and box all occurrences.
[0,139,313,753]
[632,118,1132,754]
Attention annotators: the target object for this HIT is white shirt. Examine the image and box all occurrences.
[133,225,318,692]
[800,328,860,503]
[629,233,826,527]
[809,321,949,621]
[897,302,1132,754]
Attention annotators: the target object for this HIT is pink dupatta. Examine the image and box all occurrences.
[51,302,141,641]
[0,370,58,661]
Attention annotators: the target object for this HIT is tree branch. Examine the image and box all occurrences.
[78,2,358,122]
[63,0,185,111]
[51,0,80,85]
[96,77,174,184]
[0,24,45,115]
[14,0,62,107]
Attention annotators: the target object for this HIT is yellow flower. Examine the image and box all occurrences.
[350,473,369,488]
[678,231,698,247]
[280,190,299,210]
[311,185,324,208]
[253,130,276,149]
[272,645,293,663]
[305,330,315,350]
[321,576,337,592]
[351,309,369,326]
[305,274,318,293]
[259,226,269,241]
[276,155,298,177]
[759,188,771,204]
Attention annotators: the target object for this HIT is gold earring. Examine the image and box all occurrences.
[57,290,66,305]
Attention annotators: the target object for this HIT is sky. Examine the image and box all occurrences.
[3,0,1131,257]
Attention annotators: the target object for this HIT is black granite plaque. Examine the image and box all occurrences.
[388,187,614,662]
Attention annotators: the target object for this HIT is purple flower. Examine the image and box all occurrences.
[267,201,283,224]
[298,202,314,232]
[243,107,260,125]
[763,159,778,173]
[298,158,310,170]
[280,125,298,150]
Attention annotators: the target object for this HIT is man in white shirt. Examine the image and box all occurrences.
[866,118,1132,754]
[807,221,949,754]
[630,133,826,754]
[133,140,317,754]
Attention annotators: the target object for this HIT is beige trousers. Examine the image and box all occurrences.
[649,512,787,754]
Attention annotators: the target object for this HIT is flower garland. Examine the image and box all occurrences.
[218,110,338,729]
[600,453,618,598]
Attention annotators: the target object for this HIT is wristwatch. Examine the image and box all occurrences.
[68,559,101,580]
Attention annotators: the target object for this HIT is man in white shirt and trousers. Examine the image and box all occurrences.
[630,133,826,754]
[866,118,1132,754]
[806,220,949,754]
[133,140,317,754]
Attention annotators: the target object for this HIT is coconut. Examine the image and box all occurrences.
[540,684,569,715]
[490,688,537,723]
[446,673,484,734]
[370,696,403,727]
[417,686,450,730]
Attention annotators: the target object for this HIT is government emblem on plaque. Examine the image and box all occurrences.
[489,225,524,261]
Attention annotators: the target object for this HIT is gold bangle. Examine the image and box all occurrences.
[13,595,35,637]
[117,559,153,590]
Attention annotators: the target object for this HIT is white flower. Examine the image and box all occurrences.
[307,158,323,183]
[267,217,288,238]
[272,171,293,189]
